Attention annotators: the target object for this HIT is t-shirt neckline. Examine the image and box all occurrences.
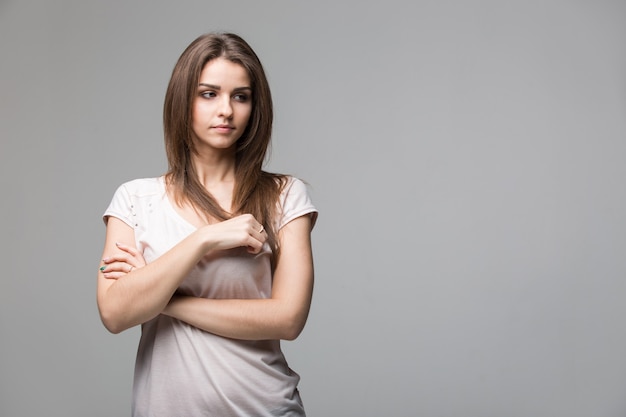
[157,176,199,231]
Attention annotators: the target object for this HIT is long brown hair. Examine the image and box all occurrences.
[163,32,286,266]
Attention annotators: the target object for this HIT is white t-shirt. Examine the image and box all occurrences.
[103,176,318,417]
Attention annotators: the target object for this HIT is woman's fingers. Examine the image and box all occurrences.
[102,242,146,267]
[102,254,131,264]
[100,261,134,279]
[115,242,141,257]
[239,214,267,245]
[115,242,147,266]
[206,214,268,252]
[100,241,146,279]
[242,220,268,253]
[246,232,267,254]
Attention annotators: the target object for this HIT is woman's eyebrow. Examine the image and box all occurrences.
[198,83,251,92]
[198,83,220,89]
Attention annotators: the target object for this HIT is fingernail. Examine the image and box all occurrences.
[115,242,121,246]
[99,266,106,272]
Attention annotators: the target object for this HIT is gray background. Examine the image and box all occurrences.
[1,1,625,416]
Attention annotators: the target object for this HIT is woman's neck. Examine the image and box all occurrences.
[192,150,236,187]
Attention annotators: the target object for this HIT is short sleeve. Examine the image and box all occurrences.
[278,177,318,230]
[103,182,135,228]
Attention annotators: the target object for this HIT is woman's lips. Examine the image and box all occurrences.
[212,124,235,133]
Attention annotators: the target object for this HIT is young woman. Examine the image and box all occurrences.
[97,32,318,417]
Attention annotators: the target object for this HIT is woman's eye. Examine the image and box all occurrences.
[201,91,216,98]
[234,93,249,102]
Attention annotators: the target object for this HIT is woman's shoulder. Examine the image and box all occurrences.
[277,175,318,229]
[114,176,165,197]
[280,175,312,197]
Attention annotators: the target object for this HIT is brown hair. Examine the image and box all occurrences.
[163,32,286,266]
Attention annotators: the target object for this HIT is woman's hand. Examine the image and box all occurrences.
[100,242,146,280]
[203,214,267,254]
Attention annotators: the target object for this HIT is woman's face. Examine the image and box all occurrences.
[190,57,252,154]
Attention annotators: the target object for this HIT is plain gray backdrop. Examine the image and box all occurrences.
[1,1,626,416]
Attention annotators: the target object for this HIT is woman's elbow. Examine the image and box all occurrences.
[99,311,125,334]
[279,311,308,341]
[281,327,303,341]
[98,301,129,334]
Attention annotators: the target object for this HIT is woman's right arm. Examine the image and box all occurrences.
[97,217,209,333]
[97,214,266,334]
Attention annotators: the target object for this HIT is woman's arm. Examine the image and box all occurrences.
[162,214,315,341]
[97,214,267,334]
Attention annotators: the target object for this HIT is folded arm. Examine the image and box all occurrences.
[97,214,267,334]
[162,214,315,341]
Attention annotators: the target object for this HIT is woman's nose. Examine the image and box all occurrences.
[218,97,233,118]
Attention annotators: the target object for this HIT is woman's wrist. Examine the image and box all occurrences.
[195,224,217,253]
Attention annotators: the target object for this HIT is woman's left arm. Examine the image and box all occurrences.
[162,214,314,341]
